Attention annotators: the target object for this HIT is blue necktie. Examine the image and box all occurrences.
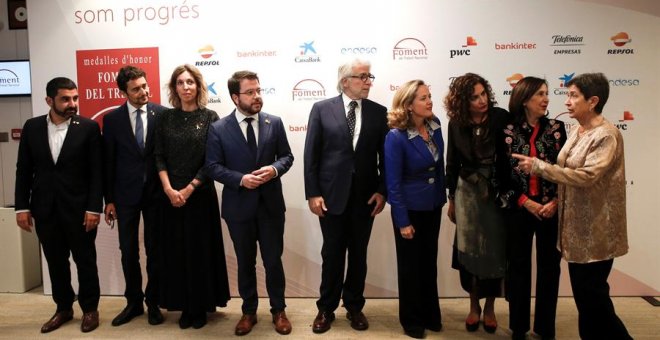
[135,108,144,151]
[245,117,257,156]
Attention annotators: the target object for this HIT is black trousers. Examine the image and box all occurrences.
[35,207,100,313]
[226,204,286,315]
[316,193,375,313]
[393,207,442,332]
[568,259,632,340]
[506,208,561,337]
[115,194,160,307]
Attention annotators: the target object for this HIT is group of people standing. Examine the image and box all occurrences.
[14,58,631,340]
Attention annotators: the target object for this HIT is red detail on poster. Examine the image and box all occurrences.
[75,47,161,128]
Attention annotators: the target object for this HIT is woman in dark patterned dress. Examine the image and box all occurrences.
[154,64,230,329]
[501,76,566,340]
[444,73,509,334]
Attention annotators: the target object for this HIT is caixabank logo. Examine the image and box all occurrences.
[292,79,326,101]
[206,80,221,104]
[392,38,428,60]
[503,73,524,95]
[550,34,584,55]
[449,36,477,58]
[296,41,321,63]
[607,32,634,55]
[553,72,575,95]
[195,45,220,67]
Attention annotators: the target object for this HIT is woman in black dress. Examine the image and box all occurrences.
[444,73,509,334]
[154,64,230,329]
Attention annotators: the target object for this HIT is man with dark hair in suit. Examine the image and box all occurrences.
[206,70,294,336]
[303,59,388,333]
[103,65,167,326]
[15,77,103,333]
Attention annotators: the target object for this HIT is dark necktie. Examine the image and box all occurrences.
[245,117,257,156]
[135,108,144,150]
[347,100,357,137]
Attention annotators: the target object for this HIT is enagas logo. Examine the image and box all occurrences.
[392,38,428,60]
[503,73,523,95]
[607,32,634,54]
[291,79,326,101]
[195,45,220,66]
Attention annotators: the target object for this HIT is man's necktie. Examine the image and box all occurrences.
[347,100,357,137]
[245,117,257,156]
[135,108,144,150]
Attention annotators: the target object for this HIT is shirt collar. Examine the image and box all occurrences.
[407,119,440,140]
[235,108,258,123]
[341,93,362,109]
[126,102,147,114]
[46,112,72,128]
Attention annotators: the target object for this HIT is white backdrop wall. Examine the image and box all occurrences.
[26,0,660,297]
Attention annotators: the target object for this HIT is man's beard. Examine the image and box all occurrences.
[53,106,77,119]
[238,99,262,115]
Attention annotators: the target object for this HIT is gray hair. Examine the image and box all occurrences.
[336,58,371,93]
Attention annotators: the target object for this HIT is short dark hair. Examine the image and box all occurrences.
[566,73,610,114]
[116,65,146,93]
[227,70,259,97]
[46,77,77,98]
[509,76,548,124]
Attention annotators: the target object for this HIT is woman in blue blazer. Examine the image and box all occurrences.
[384,80,446,339]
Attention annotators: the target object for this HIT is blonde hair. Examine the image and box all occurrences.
[388,79,426,129]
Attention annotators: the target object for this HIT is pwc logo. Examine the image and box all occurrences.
[392,38,428,60]
[195,45,220,66]
[615,111,634,131]
[450,36,477,58]
[607,32,634,55]
[291,79,326,101]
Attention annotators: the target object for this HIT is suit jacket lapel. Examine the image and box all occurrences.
[330,96,352,147]
[227,110,252,155]
[257,112,271,161]
[145,103,157,152]
[37,115,55,166]
[57,115,79,165]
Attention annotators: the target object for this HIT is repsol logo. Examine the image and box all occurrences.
[607,49,634,54]
[341,47,377,55]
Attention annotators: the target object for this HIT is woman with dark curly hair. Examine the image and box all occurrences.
[502,76,566,340]
[444,73,509,334]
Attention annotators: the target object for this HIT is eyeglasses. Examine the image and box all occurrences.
[348,73,375,82]
[239,88,262,97]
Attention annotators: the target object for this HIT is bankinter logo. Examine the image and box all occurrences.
[392,38,428,60]
[610,32,631,47]
[291,79,326,101]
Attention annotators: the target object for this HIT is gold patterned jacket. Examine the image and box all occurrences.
[532,119,628,263]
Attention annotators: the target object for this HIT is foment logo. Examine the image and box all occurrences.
[0,69,20,87]
[392,38,428,60]
[291,79,326,101]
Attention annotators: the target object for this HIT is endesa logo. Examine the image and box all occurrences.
[553,73,575,95]
[291,79,326,101]
[503,73,523,95]
[392,38,428,60]
[341,46,378,55]
[608,32,634,54]
[296,41,321,63]
[615,111,634,131]
[450,36,477,58]
[195,45,220,66]
[609,78,640,86]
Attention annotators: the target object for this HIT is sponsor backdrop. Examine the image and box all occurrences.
[27,0,659,297]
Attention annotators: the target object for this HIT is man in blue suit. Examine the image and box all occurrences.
[303,59,389,333]
[206,70,294,336]
[102,66,167,326]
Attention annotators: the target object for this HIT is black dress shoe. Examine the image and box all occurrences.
[312,311,335,333]
[346,311,369,330]
[426,322,442,332]
[512,331,527,340]
[191,312,207,329]
[112,304,144,326]
[41,310,74,333]
[179,311,192,329]
[147,306,164,325]
[404,327,426,339]
[81,310,99,333]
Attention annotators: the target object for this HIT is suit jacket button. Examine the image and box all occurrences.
[428,167,435,171]
[428,178,435,184]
